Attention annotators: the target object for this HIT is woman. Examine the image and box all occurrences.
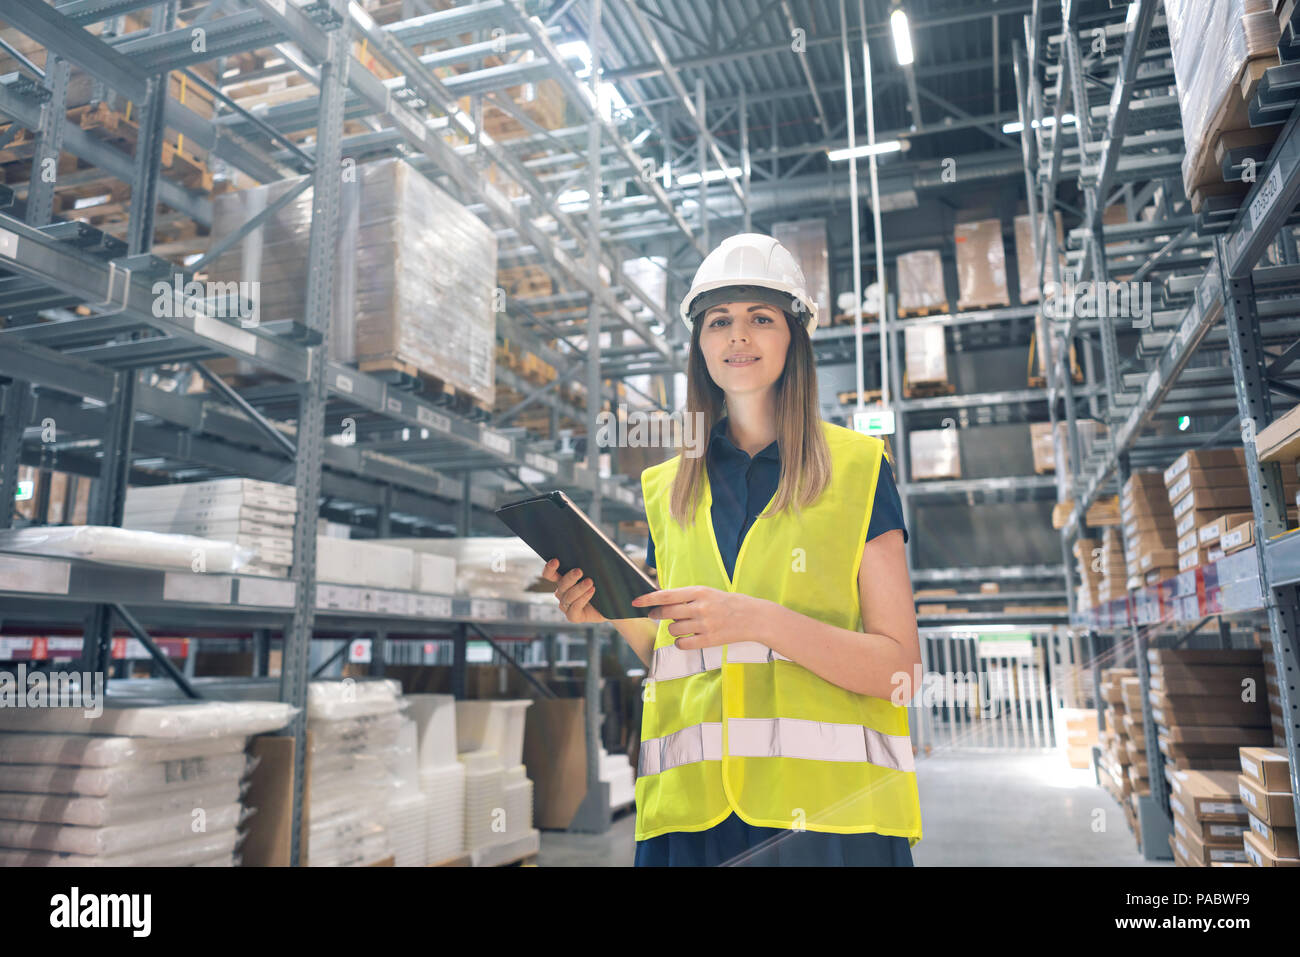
[542,233,923,866]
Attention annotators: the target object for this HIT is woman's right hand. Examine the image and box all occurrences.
[542,559,607,624]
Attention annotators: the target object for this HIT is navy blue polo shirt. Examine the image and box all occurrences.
[636,417,913,867]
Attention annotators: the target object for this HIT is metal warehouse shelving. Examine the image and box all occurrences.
[1024,0,1300,859]
[0,0,730,858]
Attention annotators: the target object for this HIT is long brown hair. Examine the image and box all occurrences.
[669,309,832,526]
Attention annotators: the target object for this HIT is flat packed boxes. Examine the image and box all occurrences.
[124,478,297,577]
[1237,746,1298,867]
[1147,648,1273,773]
[909,429,960,480]
[1168,769,1251,867]
[1122,470,1177,587]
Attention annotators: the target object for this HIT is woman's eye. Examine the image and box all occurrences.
[709,317,729,327]
[755,314,773,323]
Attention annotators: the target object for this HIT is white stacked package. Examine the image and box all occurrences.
[406,693,465,863]
[0,698,294,866]
[599,748,636,809]
[455,699,531,767]
[383,718,428,867]
[502,764,533,839]
[458,749,505,851]
[316,537,415,589]
[0,526,247,574]
[123,478,298,577]
[392,538,546,603]
[306,679,403,866]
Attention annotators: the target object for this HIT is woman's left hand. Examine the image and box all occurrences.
[630,586,777,649]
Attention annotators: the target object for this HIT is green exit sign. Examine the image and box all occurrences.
[853,409,896,436]
[15,480,33,501]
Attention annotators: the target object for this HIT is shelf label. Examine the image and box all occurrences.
[528,603,564,623]
[1249,161,1284,232]
[386,396,402,414]
[414,595,453,618]
[0,555,70,595]
[0,229,17,259]
[348,638,372,663]
[163,572,232,605]
[334,372,353,394]
[316,583,360,611]
[470,598,507,620]
[238,576,295,607]
[524,452,558,474]
[479,427,511,455]
[417,405,450,433]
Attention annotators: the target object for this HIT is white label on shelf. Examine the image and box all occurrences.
[471,598,507,620]
[1222,529,1246,550]
[194,313,258,355]
[373,590,411,616]
[417,405,450,433]
[1244,842,1263,867]
[414,595,453,618]
[528,603,563,623]
[1241,757,1260,781]
[316,583,360,611]
[0,555,70,595]
[479,427,511,455]
[1204,799,1244,816]
[524,452,558,475]
[348,638,372,663]
[1151,707,1164,724]
[163,572,231,604]
[1173,817,1186,839]
[1249,816,1268,839]
[1239,784,1258,809]
[334,372,353,394]
[238,576,295,607]
[1249,161,1284,232]
[0,229,17,259]
[386,396,402,414]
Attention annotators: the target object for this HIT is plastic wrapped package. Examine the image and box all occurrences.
[207,159,497,406]
[896,250,946,311]
[316,536,414,589]
[0,779,244,827]
[306,678,403,721]
[1165,0,1280,191]
[621,256,667,309]
[420,761,466,863]
[772,219,831,320]
[394,537,550,602]
[0,801,246,856]
[0,752,251,797]
[0,699,295,738]
[909,429,961,480]
[0,526,250,573]
[903,325,947,384]
[954,219,1009,309]
[1014,213,1064,303]
[0,828,243,867]
[386,789,429,867]
[0,732,249,767]
[459,749,505,851]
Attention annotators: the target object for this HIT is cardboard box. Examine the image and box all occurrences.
[523,697,593,830]
[1172,814,1250,864]
[910,429,961,480]
[1172,486,1254,518]
[954,219,1010,309]
[904,324,948,384]
[1167,769,1249,822]
[1238,774,1297,827]
[241,733,313,867]
[896,249,947,311]
[1030,422,1055,474]
[1164,448,1246,484]
[1014,212,1063,304]
[1243,827,1300,866]
[1222,520,1255,554]
[1199,512,1254,545]
[1165,467,1249,503]
[1239,746,1294,792]
[1247,813,1299,858]
[1174,809,1248,847]
[1148,648,1264,666]
[1256,400,1300,463]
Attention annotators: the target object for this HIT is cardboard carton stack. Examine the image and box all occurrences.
[1168,769,1251,866]
[1120,677,1151,814]
[1147,648,1274,775]
[1059,708,1099,770]
[1097,528,1128,604]
[1164,449,1251,572]
[1072,537,1102,612]
[896,250,947,313]
[954,219,1010,309]
[903,325,949,391]
[1122,470,1177,588]
[910,429,961,480]
[1030,423,1055,474]
[1238,746,1299,867]
[123,478,297,577]
[1264,643,1287,747]
[1097,668,1138,816]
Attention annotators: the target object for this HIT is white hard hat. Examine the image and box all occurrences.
[679,233,819,333]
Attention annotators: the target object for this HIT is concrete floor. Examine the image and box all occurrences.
[537,749,1168,866]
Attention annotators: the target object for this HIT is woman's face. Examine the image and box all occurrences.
[698,300,792,398]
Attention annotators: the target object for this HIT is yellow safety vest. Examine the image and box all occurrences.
[636,419,922,846]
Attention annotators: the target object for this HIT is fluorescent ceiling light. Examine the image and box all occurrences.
[1002,113,1076,134]
[891,9,914,66]
[556,188,590,211]
[631,127,652,146]
[676,165,742,186]
[827,140,903,161]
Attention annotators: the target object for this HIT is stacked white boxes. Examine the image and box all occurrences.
[385,718,429,867]
[455,700,537,857]
[123,478,297,577]
[306,680,403,866]
[459,749,506,851]
[405,693,465,864]
[600,747,636,809]
[0,698,294,866]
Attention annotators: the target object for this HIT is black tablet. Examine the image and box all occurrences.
[495,490,656,620]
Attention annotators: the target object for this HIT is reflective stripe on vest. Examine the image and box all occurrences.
[649,641,791,680]
[639,717,915,777]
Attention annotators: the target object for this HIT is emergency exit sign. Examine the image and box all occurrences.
[853,409,896,436]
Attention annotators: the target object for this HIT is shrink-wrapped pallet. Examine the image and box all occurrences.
[772,219,831,321]
[1014,213,1064,303]
[909,429,961,480]
[954,219,1009,309]
[896,250,946,311]
[903,324,947,384]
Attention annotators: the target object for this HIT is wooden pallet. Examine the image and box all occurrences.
[956,300,1012,312]
[359,357,493,416]
[837,389,882,406]
[830,310,880,326]
[899,302,950,318]
[903,378,956,398]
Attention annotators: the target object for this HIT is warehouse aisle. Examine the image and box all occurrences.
[537,751,1163,866]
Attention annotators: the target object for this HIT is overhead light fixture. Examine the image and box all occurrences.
[891,8,914,67]
[827,140,903,161]
[676,165,742,186]
[631,128,652,146]
[1002,114,1076,135]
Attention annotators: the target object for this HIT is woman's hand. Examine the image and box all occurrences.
[630,586,775,649]
[542,559,607,624]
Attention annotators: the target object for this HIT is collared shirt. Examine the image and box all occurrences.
[645,417,907,578]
